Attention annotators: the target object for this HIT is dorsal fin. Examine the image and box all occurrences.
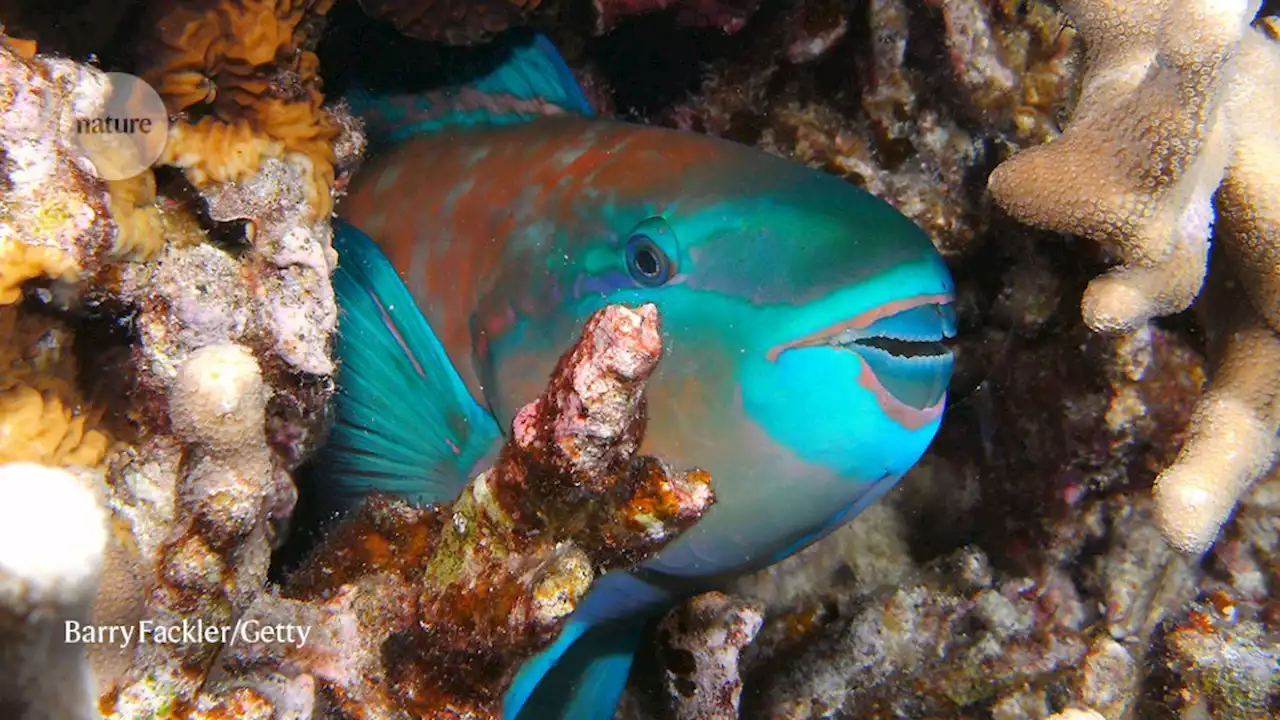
[345,32,596,149]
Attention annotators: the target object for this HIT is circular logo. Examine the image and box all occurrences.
[71,72,168,181]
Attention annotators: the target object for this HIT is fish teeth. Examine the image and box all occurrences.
[853,343,954,367]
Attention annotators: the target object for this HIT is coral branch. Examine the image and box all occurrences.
[987,0,1280,554]
[988,0,1253,333]
[207,303,713,718]
[1154,302,1280,553]
[1218,19,1280,337]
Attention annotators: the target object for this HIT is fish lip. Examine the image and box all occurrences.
[766,293,956,363]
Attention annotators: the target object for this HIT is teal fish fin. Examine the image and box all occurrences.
[345,32,596,149]
[315,220,502,510]
[505,571,674,720]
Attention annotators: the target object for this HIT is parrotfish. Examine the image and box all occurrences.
[321,32,956,720]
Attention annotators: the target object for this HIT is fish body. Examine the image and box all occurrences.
[323,33,956,720]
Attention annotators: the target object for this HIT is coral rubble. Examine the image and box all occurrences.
[989,0,1280,554]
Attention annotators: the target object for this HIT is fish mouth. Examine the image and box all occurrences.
[769,294,957,428]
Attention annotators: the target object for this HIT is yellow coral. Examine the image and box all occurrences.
[106,173,167,260]
[0,240,77,304]
[138,0,339,219]
[161,116,284,186]
[0,306,111,467]
[0,385,109,466]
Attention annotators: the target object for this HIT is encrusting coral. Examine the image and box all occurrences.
[988,0,1280,554]
[0,35,115,301]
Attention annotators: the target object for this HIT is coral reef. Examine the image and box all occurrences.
[0,1,351,712]
[603,2,1277,710]
[988,1,1280,554]
[2,1,1279,718]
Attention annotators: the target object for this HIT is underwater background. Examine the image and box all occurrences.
[0,0,1277,718]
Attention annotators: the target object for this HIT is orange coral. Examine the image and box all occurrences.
[0,306,111,467]
[137,0,339,218]
[0,243,77,305]
[105,173,167,260]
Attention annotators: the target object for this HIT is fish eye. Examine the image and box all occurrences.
[625,234,672,287]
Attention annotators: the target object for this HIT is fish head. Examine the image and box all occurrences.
[483,123,957,576]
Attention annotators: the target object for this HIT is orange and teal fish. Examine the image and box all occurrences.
[319,32,956,720]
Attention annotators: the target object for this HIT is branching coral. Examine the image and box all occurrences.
[988,1,1280,553]
[101,343,293,717]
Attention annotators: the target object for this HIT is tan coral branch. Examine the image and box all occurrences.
[1218,21,1280,336]
[988,0,1255,332]
[1154,311,1280,553]
[987,0,1280,554]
